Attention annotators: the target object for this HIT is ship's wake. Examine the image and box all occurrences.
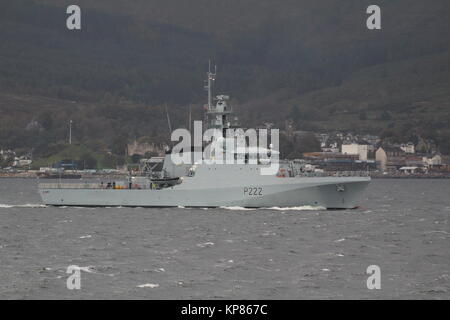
[219,205,326,211]
[0,203,326,210]
[220,206,256,211]
[0,203,47,208]
[265,206,326,211]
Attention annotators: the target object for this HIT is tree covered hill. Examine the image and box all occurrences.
[0,0,449,159]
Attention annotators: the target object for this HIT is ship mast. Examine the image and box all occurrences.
[203,62,237,136]
[204,60,216,109]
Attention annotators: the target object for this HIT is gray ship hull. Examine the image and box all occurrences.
[39,170,370,209]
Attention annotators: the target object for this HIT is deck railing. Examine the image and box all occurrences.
[38,183,104,189]
[296,171,370,177]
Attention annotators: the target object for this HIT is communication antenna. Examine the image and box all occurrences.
[164,104,173,146]
[188,104,192,134]
[164,104,172,133]
[69,119,73,145]
[204,60,217,110]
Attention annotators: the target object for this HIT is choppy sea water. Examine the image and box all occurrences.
[0,178,448,299]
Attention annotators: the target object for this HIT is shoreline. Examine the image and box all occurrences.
[371,175,450,179]
[0,173,128,179]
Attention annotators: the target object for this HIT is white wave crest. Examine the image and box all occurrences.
[220,206,256,211]
[197,241,215,248]
[137,283,159,288]
[78,266,97,273]
[0,203,47,208]
[265,206,326,211]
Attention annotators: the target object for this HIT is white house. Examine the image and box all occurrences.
[423,154,442,167]
[0,149,15,159]
[399,166,419,174]
[341,143,368,161]
[322,141,339,153]
[400,143,415,154]
[13,157,32,167]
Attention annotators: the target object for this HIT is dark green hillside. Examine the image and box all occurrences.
[239,51,450,151]
[0,0,449,158]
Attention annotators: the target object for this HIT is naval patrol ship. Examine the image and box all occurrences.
[38,67,370,209]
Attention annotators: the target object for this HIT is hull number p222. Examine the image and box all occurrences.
[244,187,263,196]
